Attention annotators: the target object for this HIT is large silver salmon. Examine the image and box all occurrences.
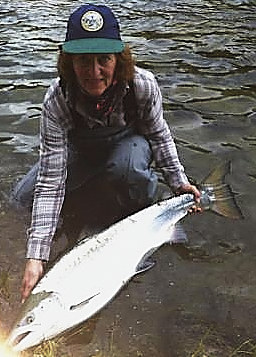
[8,162,241,352]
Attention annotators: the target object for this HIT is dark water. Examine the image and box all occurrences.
[0,0,256,356]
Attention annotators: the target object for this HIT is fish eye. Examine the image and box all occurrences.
[26,314,35,324]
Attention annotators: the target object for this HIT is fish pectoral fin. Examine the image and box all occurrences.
[70,292,100,311]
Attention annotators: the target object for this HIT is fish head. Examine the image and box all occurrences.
[8,290,64,352]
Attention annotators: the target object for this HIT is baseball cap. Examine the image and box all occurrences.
[62,4,125,54]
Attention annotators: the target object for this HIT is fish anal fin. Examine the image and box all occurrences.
[169,223,188,244]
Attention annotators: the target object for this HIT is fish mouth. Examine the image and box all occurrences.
[12,331,31,346]
[8,331,33,352]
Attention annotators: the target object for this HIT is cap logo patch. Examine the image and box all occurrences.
[81,10,104,32]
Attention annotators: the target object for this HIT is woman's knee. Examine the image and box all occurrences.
[105,135,152,182]
[9,163,38,212]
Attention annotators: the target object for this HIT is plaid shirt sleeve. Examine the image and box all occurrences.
[134,67,189,191]
[26,70,188,260]
[26,79,70,261]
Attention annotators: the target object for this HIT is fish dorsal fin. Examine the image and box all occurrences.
[70,292,100,311]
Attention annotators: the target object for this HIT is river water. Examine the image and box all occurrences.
[0,0,256,356]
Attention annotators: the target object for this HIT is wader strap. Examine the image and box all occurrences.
[123,80,137,126]
[61,79,137,130]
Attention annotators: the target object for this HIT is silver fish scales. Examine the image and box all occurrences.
[8,162,242,352]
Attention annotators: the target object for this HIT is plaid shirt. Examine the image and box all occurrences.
[26,66,189,261]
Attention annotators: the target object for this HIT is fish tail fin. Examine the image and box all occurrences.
[200,161,243,219]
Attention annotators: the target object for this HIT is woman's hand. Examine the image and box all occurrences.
[21,259,45,303]
[176,183,202,213]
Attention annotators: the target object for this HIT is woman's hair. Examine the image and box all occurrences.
[57,44,135,86]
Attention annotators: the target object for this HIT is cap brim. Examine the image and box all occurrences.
[62,38,125,54]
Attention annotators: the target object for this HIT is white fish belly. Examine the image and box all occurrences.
[32,198,184,334]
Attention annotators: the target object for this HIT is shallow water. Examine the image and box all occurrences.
[0,0,256,356]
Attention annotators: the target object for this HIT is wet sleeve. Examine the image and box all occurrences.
[138,76,189,191]
[26,89,68,261]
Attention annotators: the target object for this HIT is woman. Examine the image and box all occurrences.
[11,4,200,302]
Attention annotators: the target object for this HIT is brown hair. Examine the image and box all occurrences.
[57,45,135,86]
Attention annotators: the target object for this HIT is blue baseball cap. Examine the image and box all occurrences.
[62,4,125,54]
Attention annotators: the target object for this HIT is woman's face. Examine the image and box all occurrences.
[72,53,117,97]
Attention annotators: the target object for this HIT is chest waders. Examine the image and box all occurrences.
[9,83,158,237]
[66,82,158,214]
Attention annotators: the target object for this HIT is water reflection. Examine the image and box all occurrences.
[0,0,256,356]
